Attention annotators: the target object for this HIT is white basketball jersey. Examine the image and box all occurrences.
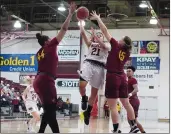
[26,86,37,102]
[85,42,109,64]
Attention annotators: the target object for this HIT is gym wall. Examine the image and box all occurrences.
[1,28,169,120]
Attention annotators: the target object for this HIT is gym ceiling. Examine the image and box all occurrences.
[0,0,170,32]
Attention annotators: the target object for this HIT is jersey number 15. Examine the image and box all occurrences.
[91,48,100,56]
[119,50,126,61]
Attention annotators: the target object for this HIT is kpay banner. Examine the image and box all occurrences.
[131,57,160,70]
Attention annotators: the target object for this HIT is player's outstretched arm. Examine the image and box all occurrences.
[90,11,112,43]
[56,2,77,43]
[93,35,111,50]
[79,21,91,47]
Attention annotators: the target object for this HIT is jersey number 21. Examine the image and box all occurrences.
[91,48,100,56]
[32,94,37,100]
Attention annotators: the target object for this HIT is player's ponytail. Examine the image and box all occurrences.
[36,33,49,47]
[123,36,132,51]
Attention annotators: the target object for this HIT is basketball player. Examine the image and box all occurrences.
[78,21,111,125]
[127,66,146,133]
[22,76,40,132]
[90,11,139,133]
[33,2,76,133]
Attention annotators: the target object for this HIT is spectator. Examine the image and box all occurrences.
[0,81,4,88]
[66,98,71,114]
[0,90,12,106]
[56,97,63,111]
[58,96,63,101]
[11,88,15,92]
[66,98,70,104]
[12,93,20,112]
[104,101,109,119]
[3,84,10,94]
[0,78,30,116]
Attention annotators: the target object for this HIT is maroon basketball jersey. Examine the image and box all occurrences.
[36,37,59,77]
[128,77,138,99]
[106,38,130,73]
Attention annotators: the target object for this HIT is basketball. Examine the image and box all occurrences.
[76,6,89,20]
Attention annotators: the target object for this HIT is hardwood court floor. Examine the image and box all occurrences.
[1,118,169,133]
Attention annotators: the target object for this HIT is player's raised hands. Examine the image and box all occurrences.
[90,10,100,20]
[69,2,77,15]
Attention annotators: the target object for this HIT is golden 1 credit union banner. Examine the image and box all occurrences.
[0,54,38,72]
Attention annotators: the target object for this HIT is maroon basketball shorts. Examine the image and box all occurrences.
[129,98,140,118]
[33,74,57,105]
[105,72,128,98]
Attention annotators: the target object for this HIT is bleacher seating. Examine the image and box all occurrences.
[0,77,79,119]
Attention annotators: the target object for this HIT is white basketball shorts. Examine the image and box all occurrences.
[79,60,105,89]
[25,101,39,114]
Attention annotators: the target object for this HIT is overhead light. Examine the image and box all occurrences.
[11,14,30,24]
[78,20,85,26]
[14,20,21,28]
[58,3,66,11]
[139,1,148,8]
[150,17,157,24]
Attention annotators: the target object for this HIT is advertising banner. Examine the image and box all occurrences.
[56,78,79,89]
[131,41,139,54]
[139,41,159,54]
[134,70,160,91]
[134,70,159,84]
[57,46,80,62]
[0,54,38,72]
[124,69,159,92]
[131,57,160,70]
[60,31,80,46]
